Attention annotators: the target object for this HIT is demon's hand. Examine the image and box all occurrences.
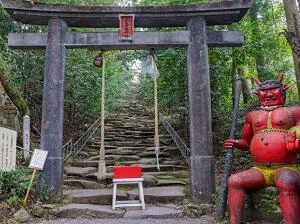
[224,139,238,149]
[287,131,300,152]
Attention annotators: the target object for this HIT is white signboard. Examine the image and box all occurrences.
[0,127,17,171]
[29,149,48,170]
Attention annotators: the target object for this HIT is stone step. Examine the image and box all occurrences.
[107,142,154,147]
[156,179,187,186]
[64,166,96,177]
[162,160,183,166]
[117,146,146,151]
[70,161,99,167]
[124,130,154,136]
[74,151,91,158]
[160,147,180,152]
[123,206,182,219]
[138,158,161,165]
[64,179,105,189]
[88,155,141,162]
[139,164,186,172]
[165,170,190,179]
[131,186,186,203]
[137,151,171,158]
[87,145,117,150]
[86,172,114,181]
[115,136,154,141]
[66,189,127,205]
[56,204,124,219]
[70,160,140,169]
[56,204,183,219]
[66,186,185,205]
[76,151,99,158]
[106,149,137,156]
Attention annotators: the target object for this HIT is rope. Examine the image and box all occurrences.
[100,54,105,158]
[98,52,106,180]
[152,53,159,147]
[152,52,160,171]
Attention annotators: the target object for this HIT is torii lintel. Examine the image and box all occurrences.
[8,31,244,50]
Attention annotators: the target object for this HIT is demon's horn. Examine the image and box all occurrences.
[254,78,262,85]
[278,73,284,82]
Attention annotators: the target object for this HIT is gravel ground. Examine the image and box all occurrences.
[38,217,216,224]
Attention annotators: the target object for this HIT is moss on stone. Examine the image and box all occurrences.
[0,56,30,117]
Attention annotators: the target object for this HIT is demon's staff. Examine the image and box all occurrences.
[217,76,242,219]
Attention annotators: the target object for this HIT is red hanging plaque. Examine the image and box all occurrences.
[119,14,135,40]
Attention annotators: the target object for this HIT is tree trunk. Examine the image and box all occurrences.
[0,57,30,117]
[232,49,237,108]
[283,0,300,99]
[239,68,251,104]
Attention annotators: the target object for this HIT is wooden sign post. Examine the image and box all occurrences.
[23,149,48,205]
[119,14,135,40]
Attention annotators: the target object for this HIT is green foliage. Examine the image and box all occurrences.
[217,219,230,224]
[64,49,131,138]
[183,207,202,218]
[36,173,53,202]
[139,48,189,140]
[0,7,19,45]
[36,0,119,6]
[0,55,8,74]
[137,0,222,6]
[0,168,30,206]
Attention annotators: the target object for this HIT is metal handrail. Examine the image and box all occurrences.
[62,139,73,160]
[159,113,190,165]
[63,116,101,161]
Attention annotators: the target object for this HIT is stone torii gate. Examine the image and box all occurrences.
[1,0,252,203]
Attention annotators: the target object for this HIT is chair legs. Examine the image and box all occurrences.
[112,180,145,210]
[112,182,117,210]
[138,182,145,209]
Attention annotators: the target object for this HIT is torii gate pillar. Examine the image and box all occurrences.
[187,17,214,202]
[37,19,67,202]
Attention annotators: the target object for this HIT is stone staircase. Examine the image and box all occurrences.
[61,82,189,218]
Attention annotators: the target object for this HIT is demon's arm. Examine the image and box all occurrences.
[287,106,300,153]
[224,112,254,151]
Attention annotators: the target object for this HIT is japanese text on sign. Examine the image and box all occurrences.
[29,149,48,170]
[119,14,135,40]
[0,127,17,171]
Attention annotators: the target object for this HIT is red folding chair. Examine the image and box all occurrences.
[112,166,145,210]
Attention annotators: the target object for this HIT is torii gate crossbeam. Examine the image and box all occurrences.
[1,0,253,203]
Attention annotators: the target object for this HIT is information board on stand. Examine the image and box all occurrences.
[24,149,48,205]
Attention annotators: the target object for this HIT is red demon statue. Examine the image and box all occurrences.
[224,74,300,224]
